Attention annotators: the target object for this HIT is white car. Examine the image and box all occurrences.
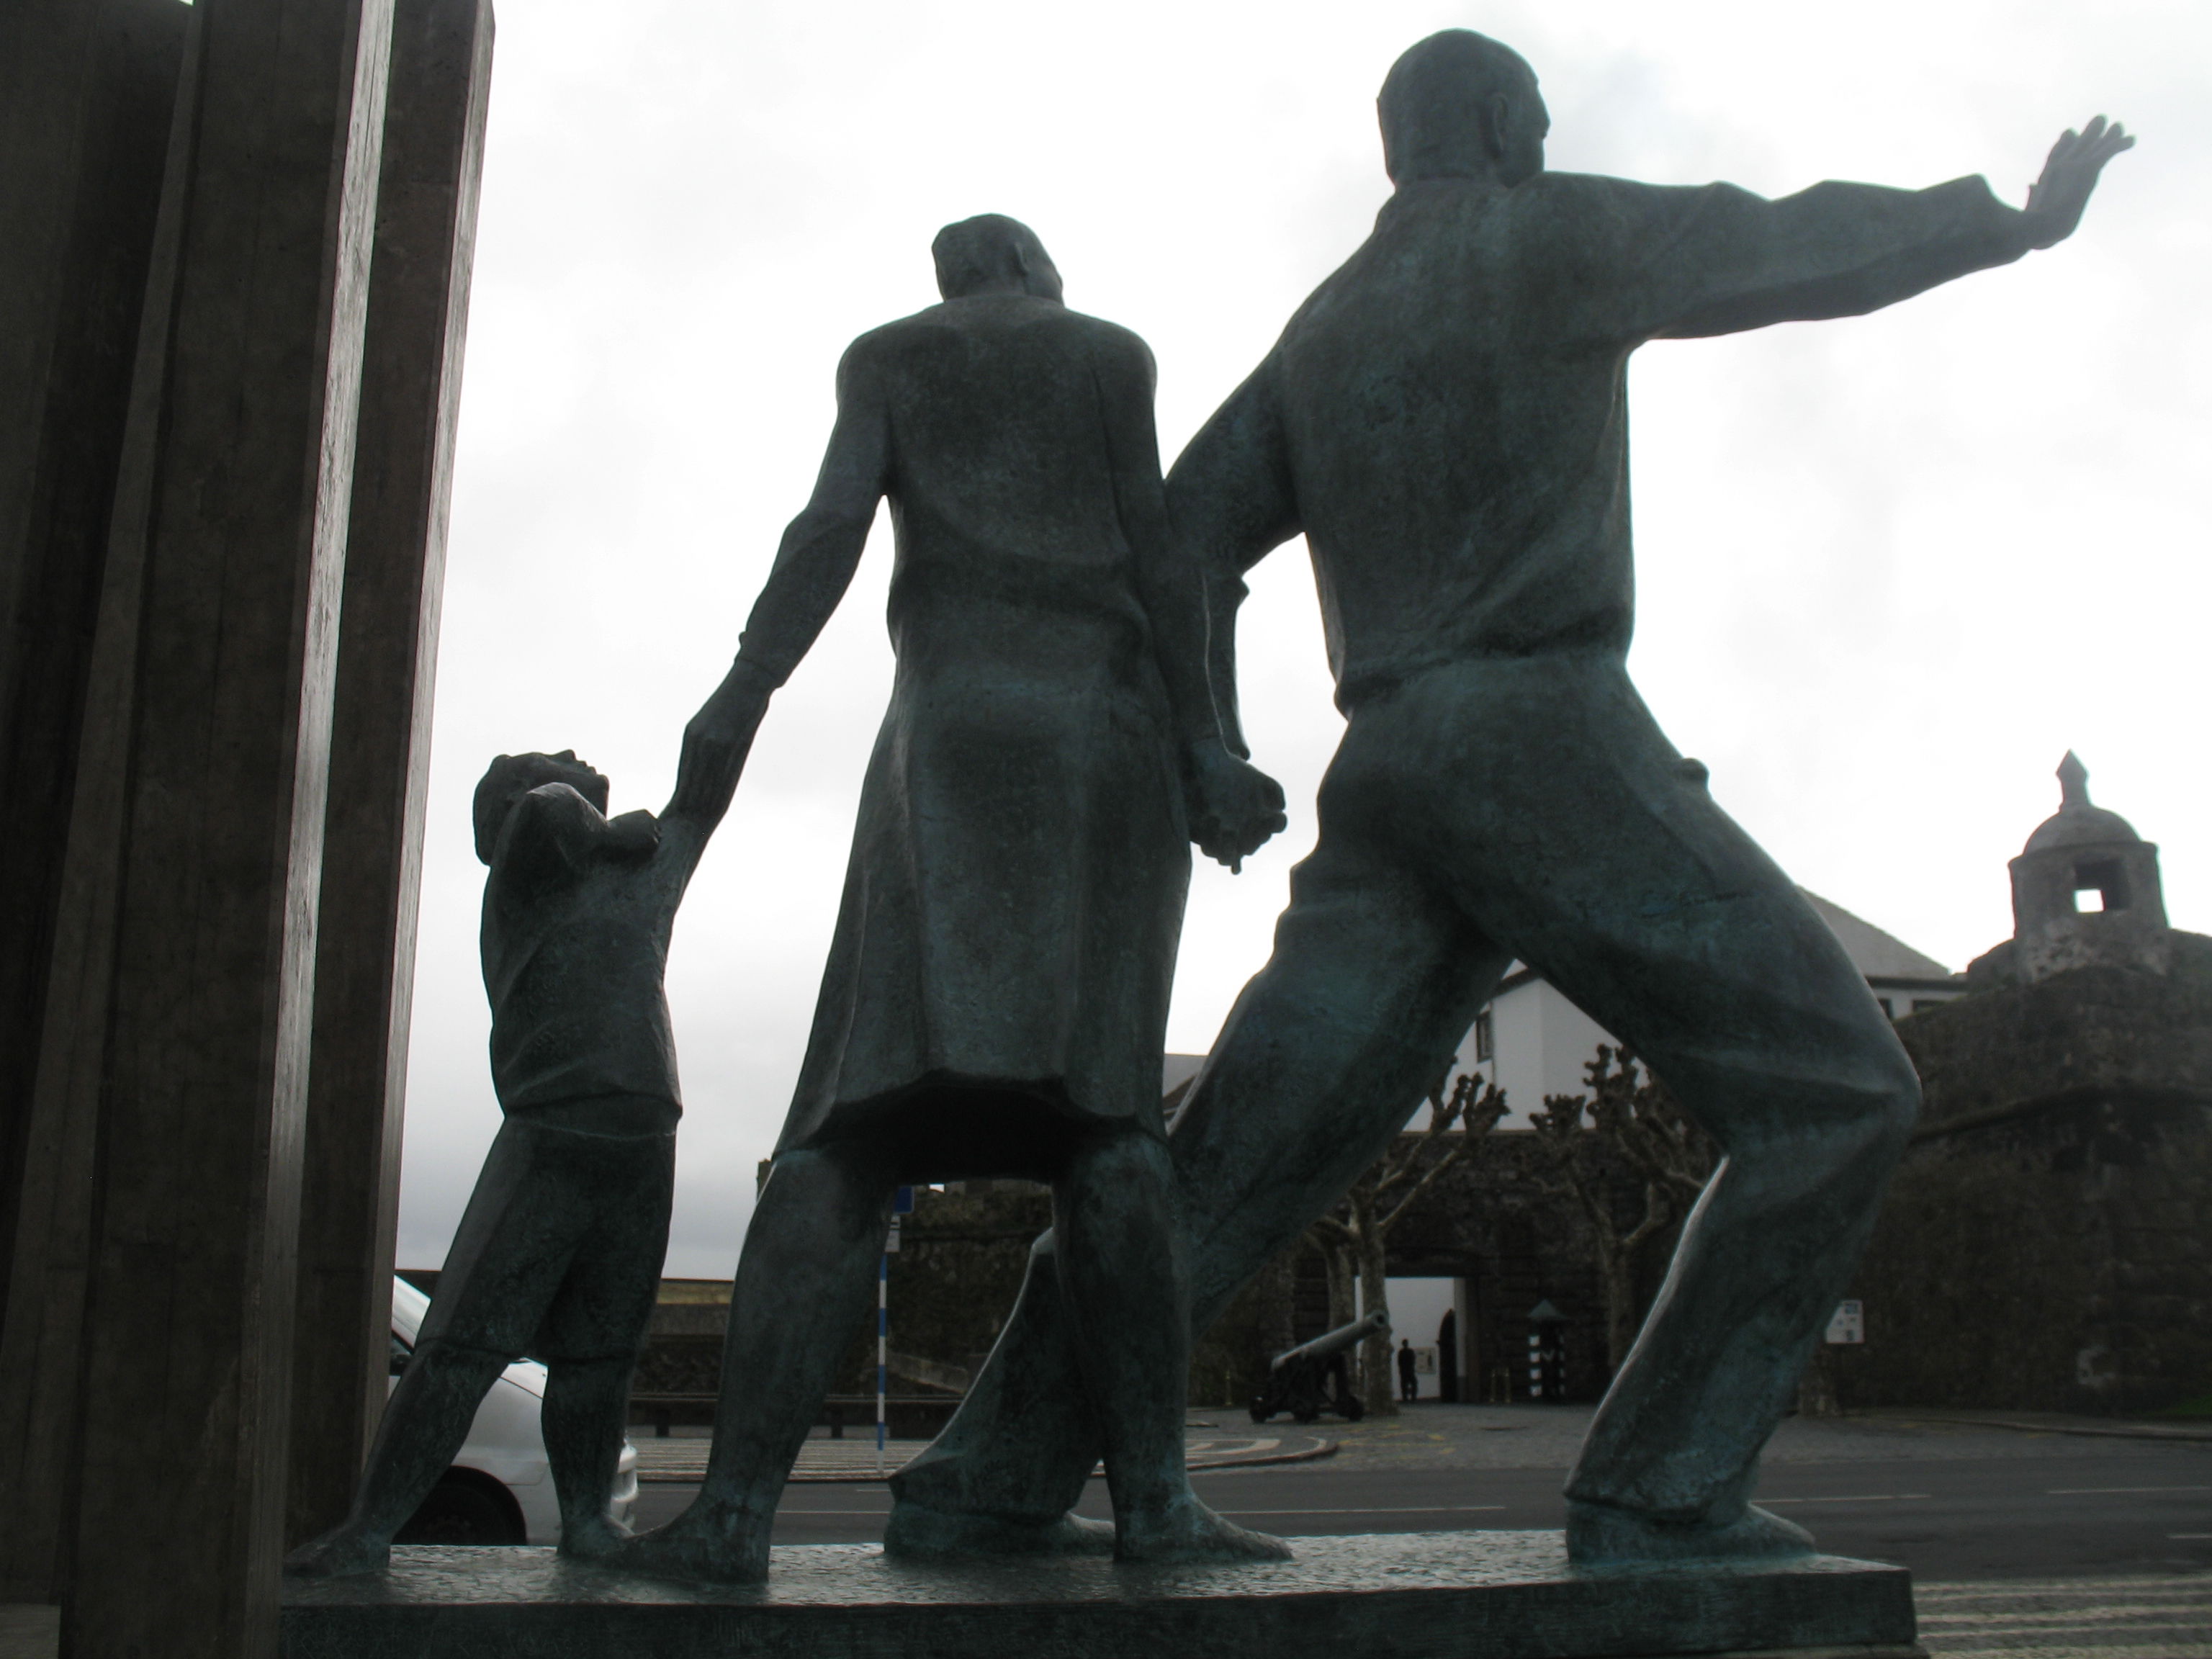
[387,1275,639,1545]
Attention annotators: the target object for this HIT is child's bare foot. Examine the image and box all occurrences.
[557,1513,634,1563]
[1113,1493,1292,1565]
[604,1505,771,1585]
[883,1498,1115,1560]
[1567,1498,1816,1567]
[282,1525,392,1578]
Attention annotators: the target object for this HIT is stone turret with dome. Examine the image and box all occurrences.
[1991,752,2171,981]
[1850,755,2212,1418]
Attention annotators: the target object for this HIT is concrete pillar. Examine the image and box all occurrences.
[287,0,495,1550]
[0,0,399,1651]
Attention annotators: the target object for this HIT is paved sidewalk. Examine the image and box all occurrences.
[1873,1409,2212,1445]
[1917,1574,2212,1657]
[1304,1404,2212,1472]
[630,1428,1336,1483]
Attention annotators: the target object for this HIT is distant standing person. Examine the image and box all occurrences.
[612,215,1287,1585]
[1397,1339,1419,1403]
[889,30,2133,1568]
[286,693,755,1576]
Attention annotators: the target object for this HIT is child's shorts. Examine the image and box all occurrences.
[413,1109,675,1365]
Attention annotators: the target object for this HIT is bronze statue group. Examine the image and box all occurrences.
[287,30,2131,1586]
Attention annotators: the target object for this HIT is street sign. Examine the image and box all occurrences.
[892,1185,915,1215]
[1825,1300,1864,1344]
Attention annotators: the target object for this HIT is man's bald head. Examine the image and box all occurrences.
[932,214,1065,303]
[1379,30,1547,188]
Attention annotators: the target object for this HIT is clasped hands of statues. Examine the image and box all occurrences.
[669,657,1290,870]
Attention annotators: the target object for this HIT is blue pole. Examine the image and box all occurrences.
[876,1250,889,1473]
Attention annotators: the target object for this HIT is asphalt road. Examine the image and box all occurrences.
[632,1447,2212,1583]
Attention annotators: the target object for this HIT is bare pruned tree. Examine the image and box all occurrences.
[1303,1069,1511,1416]
[1529,1046,1716,1375]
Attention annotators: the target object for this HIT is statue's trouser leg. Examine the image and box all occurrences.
[1344,656,1920,1523]
[688,1145,896,1529]
[1053,1125,1190,1523]
[542,1358,639,1537]
[340,1117,616,1543]
[897,655,1918,1532]
[892,788,1508,1525]
[536,1129,675,1541]
[345,1343,514,1541]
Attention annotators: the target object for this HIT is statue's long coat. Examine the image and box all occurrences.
[744,296,1190,1177]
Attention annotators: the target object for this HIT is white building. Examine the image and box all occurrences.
[1457,890,1964,1127]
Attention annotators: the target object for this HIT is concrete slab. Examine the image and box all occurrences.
[283,1529,1921,1658]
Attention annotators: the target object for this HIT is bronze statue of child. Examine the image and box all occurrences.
[285,705,753,1577]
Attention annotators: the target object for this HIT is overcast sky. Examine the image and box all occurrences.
[392,0,2210,1276]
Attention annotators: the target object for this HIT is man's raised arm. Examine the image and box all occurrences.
[1588,117,2133,343]
[662,341,892,838]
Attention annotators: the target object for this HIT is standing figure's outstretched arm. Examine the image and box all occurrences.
[663,342,894,840]
[1582,116,2134,344]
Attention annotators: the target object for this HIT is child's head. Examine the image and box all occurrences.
[473,750,609,864]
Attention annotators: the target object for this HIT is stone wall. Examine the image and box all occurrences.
[1837,936,2212,1413]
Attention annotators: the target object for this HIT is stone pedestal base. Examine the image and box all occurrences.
[283,1529,1923,1658]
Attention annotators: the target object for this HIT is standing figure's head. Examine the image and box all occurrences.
[1379,30,1547,189]
[932,214,1064,304]
[473,750,608,864]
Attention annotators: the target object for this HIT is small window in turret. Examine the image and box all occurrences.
[2072,859,2129,913]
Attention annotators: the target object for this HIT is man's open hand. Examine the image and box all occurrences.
[2022,115,2134,251]
[1183,739,1288,872]
[667,662,771,823]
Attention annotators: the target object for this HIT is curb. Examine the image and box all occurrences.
[1883,1411,2212,1444]
[639,1434,1340,1485]
[1187,1436,1339,1473]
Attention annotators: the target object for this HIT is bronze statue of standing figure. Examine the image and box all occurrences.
[888,30,2131,1568]
[612,215,1289,1583]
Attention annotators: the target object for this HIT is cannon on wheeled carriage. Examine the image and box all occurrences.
[1248,1309,1389,1424]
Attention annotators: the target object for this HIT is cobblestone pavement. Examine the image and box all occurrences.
[1916,1575,2212,1657]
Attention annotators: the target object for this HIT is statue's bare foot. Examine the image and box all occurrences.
[604,1506,770,1586]
[1567,1498,1815,1568]
[557,1514,634,1563]
[1114,1493,1293,1565]
[282,1525,392,1579]
[884,1498,1115,1560]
